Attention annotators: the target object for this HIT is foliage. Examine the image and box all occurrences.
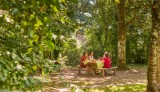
[0,0,77,91]
[0,0,154,91]
[0,51,42,91]
[74,0,151,65]
[62,38,81,66]
[76,0,118,65]
[126,0,151,64]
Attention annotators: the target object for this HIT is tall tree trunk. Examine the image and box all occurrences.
[147,0,160,92]
[157,34,160,91]
[117,0,128,70]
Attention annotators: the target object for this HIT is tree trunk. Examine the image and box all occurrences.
[147,0,160,92]
[117,0,129,70]
[157,34,160,91]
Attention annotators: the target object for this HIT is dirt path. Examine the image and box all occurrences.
[41,67,147,92]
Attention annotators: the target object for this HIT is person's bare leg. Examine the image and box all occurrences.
[86,66,90,74]
[78,67,82,75]
[90,68,96,75]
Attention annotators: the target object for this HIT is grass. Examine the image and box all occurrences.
[82,84,146,92]
[128,64,147,69]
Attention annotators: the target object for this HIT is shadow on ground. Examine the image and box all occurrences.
[37,67,147,92]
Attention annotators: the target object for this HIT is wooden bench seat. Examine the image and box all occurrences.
[96,67,118,76]
[77,64,118,76]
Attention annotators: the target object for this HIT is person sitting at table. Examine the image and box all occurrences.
[78,52,95,75]
[103,51,108,57]
[89,51,94,61]
[80,52,88,68]
[101,53,112,68]
[78,52,88,75]
[100,52,110,59]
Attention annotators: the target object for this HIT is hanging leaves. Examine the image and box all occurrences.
[0,0,76,90]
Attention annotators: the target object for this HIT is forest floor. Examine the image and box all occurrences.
[37,65,147,92]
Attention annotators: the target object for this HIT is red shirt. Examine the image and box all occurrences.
[103,57,111,68]
[80,56,86,68]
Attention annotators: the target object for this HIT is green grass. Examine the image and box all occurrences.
[82,84,146,92]
[128,64,147,69]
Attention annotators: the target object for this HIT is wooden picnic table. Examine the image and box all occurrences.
[78,60,118,76]
[88,61,118,76]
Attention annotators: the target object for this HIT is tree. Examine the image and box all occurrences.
[157,34,160,89]
[0,0,77,90]
[117,0,128,70]
[147,0,160,92]
[125,0,151,64]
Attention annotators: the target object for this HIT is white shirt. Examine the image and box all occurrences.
[89,56,94,60]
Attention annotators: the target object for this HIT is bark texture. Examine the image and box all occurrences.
[147,0,160,92]
[117,0,129,70]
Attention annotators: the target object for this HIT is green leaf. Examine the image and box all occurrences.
[44,17,48,22]
[29,30,35,37]
[23,21,27,26]
[32,65,37,71]
[53,6,59,12]
[61,17,65,24]
[61,0,65,2]
[3,69,8,81]
[26,48,33,54]
[45,40,55,51]
[42,68,49,75]
[42,71,45,75]
[29,14,35,20]
[37,18,43,26]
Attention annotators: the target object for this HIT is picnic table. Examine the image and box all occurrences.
[78,59,118,76]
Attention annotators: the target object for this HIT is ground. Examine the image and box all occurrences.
[37,66,147,92]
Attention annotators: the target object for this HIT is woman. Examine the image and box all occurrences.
[78,52,88,75]
[101,53,112,68]
[78,52,95,75]
[88,51,94,61]
[80,52,88,68]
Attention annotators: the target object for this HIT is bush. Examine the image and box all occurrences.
[62,38,81,66]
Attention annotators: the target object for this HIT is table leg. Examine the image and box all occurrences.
[102,70,105,76]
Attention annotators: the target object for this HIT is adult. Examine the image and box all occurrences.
[78,52,88,75]
[88,51,94,61]
[101,53,112,68]
[78,52,95,75]
[80,52,88,68]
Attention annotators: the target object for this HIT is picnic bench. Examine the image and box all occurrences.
[96,67,118,76]
[78,63,118,76]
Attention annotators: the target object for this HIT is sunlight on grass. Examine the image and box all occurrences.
[128,64,147,69]
[83,84,146,92]
[84,81,95,85]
